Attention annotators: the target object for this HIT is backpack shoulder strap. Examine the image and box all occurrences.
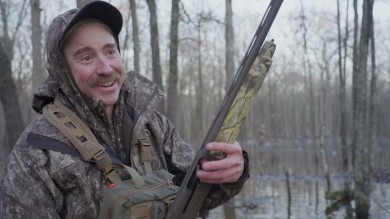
[138,129,152,173]
[42,99,144,187]
[27,133,126,167]
[27,133,82,159]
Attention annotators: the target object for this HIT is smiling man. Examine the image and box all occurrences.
[61,21,126,120]
[0,1,249,218]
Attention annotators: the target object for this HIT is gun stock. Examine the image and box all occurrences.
[166,0,283,218]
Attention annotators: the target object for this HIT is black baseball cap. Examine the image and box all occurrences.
[59,1,123,48]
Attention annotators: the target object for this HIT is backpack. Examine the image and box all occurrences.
[98,169,177,219]
[42,99,179,219]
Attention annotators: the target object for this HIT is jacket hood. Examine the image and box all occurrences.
[33,5,164,150]
[35,1,123,113]
[38,8,79,107]
[35,7,107,134]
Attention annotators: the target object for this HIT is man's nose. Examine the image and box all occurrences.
[96,55,112,74]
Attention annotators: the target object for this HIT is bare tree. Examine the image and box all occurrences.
[223,0,237,216]
[368,0,377,172]
[146,0,164,113]
[224,0,234,92]
[336,0,352,201]
[313,37,336,195]
[30,0,45,120]
[166,0,180,124]
[194,17,205,142]
[129,0,141,74]
[0,0,28,156]
[122,3,131,69]
[297,1,318,183]
[352,0,359,126]
[353,0,374,218]
[180,6,223,141]
[298,1,316,141]
[266,66,278,141]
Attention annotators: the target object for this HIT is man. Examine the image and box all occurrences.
[0,1,249,218]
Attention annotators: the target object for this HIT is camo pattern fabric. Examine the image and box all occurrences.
[0,5,248,219]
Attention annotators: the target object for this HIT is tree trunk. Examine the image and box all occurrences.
[166,0,179,125]
[286,171,292,219]
[146,0,164,113]
[353,0,373,218]
[129,0,141,74]
[194,24,204,142]
[0,0,26,156]
[0,42,24,156]
[299,1,317,176]
[122,4,131,69]
[368,0,377,173]
[337,0,352,198]
[267,75,276,141]
[352,0,359,130]
[351,0,359,194]
[318,41,331,195]
[224,0,234,92]
[223,1,237,216]
[30,0,45,120]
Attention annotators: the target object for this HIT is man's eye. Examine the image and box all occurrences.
[80,55,93,62]
[108,50,117,56]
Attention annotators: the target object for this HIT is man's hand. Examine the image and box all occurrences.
[196,141,244,184]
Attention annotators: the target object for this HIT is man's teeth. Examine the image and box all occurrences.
[98,81,114,87]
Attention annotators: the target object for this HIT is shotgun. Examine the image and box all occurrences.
[166,0,283,218]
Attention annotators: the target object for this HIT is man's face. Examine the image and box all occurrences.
[62,23,125,107]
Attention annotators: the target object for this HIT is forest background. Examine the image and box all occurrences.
[0,0,389,218]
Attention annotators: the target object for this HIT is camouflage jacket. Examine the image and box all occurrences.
[0,72,249,219]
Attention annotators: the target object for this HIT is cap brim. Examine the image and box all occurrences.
[62,1,122,44]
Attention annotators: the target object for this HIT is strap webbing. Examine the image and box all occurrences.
[27,133,130,168]
[138,129,152,173]
[42,100,145,188]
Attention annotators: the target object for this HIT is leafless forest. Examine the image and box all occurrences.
[0,0,389,218]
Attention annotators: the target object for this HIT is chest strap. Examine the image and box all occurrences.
[42,99,145,188]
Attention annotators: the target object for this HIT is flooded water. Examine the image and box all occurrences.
[207,176,390,219]
[206,138,390,219]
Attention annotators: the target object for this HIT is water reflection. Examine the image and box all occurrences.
[209,176,390,219]
[208,139,390,219]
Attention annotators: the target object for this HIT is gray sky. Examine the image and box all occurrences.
[41,0,390,75]
[176,0,390,53]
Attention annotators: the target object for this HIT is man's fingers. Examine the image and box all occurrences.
[196,168,240,184]
[201,142,243,171]
[196,141,244,184]
[201,156,241,171]
[206,142,241,155]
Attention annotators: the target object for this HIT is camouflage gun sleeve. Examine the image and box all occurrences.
[158,40,275,210]
[152,111,248,210]
[194,40,276,209]
[196,41,275,210]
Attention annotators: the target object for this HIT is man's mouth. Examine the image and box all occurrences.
[97,80,115,87]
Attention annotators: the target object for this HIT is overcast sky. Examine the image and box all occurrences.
[40,0,390,73]
[169,0,390,52]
